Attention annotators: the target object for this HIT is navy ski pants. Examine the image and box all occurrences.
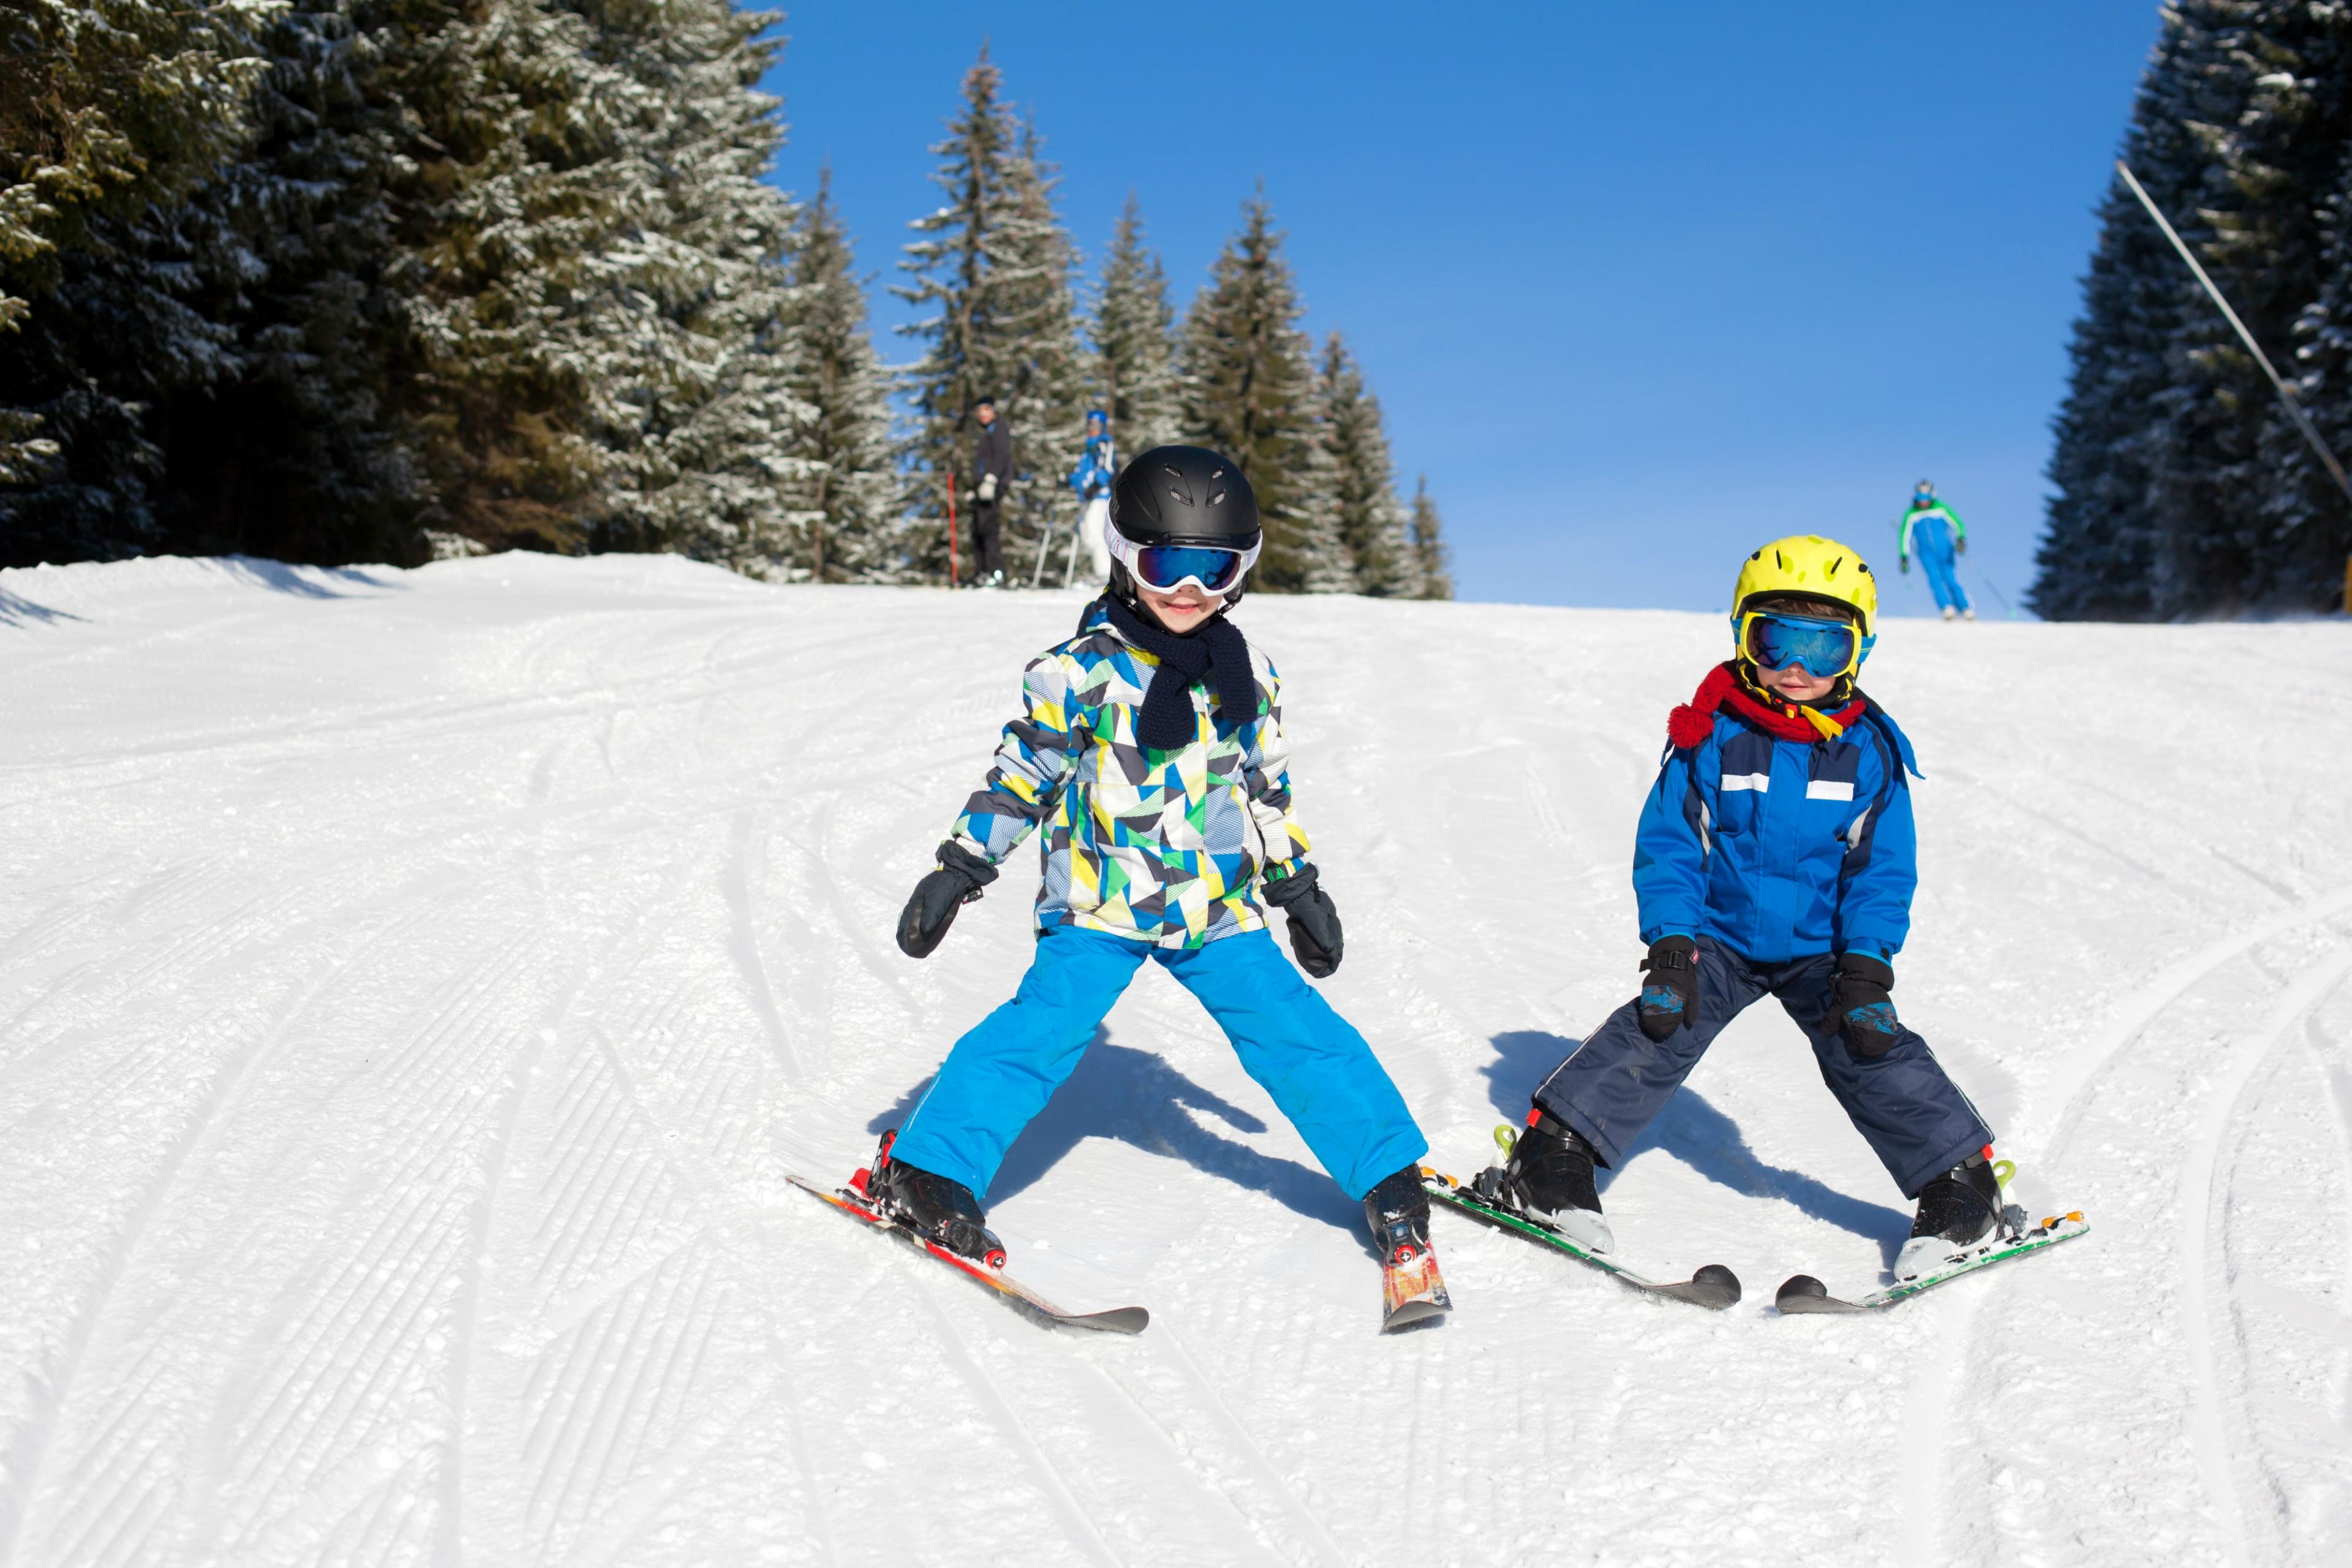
[889,925,1427,1203]
[1530,937,1991,1198]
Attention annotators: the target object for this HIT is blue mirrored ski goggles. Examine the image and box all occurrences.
[1736,610,1867,679]
[1133,544,1247,592]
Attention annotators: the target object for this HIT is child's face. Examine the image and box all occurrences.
[1137,581,1219,635]
[1753,660,1839,704]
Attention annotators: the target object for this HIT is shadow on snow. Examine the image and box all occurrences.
[1485,1028,1911,1265]
[869,1030,1368,1250]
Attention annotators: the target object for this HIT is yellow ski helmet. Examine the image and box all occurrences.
[1731,534,1879,638]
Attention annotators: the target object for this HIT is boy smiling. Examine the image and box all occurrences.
[1498,535,2003,1282]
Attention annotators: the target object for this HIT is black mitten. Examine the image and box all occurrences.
[896,841,998,959]
[1637,936,1698,1041]
[1831,952,1902,1057]
[1262,862,1343,978]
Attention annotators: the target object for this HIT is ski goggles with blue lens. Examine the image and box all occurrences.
[1107,530,1261,596]
[1735,610,1869,679]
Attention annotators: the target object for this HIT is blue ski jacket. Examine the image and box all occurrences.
[1634,669,1924,963]
[1069,433,1115,500]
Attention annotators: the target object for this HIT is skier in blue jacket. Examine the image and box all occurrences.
[1066,410,1115,584]
[1899,480,1972,620]
[1495,535,2001,1283]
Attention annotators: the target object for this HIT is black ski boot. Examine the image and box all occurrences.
[1495,1110,1613,1254]
[1362,1166,1436,1268]
[1365,1165,1451,1328]
[1894,1148,2005,1280]
[864,1129,1006,1267]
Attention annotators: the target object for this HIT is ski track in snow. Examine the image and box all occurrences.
[3,555,2351,1566]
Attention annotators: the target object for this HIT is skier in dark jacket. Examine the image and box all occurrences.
[970,397,1014,587]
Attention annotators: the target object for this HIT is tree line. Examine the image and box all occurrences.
[2039,0,2352,619]
[2,9,1450,598]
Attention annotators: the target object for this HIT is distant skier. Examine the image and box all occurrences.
[865,446,1443,1319]
[1066,409,1115,584]
[1898,480,1972,620]
[1490,535,2005,1284]
[970,396,1012,588]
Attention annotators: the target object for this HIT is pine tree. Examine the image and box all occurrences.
[0,0,277,560]
[1088,193,1180,453]
[777,167,898,581]
[379,0,617,552]
[145,0,434,566]
[992,116,1090,582]
[1408,475,1453,600]
[1178,191,1341,592]
[1316,331,1420,596]
[1292,371,1356,595]
[895,48,1085,583]
[2037,2,2352,617]
[570,0,806,576]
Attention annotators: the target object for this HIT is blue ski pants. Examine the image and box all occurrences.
[889,925,1428,1203]
[1530,937,1991,1198]
[1915,525,1969,614]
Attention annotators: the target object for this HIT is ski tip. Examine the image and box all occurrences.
[1381,1298,1450,1333]
[1776,1273,1830,1308]
[1692,1264,1742,1305]
[1772,1273,1873,1314]
[1066,1306,1150,1335]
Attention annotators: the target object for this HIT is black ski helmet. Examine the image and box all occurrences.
[1104,446,1262,612]
[1110,446,1261,548]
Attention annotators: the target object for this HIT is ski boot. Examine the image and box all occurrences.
[1364,1166,1450,1329]
[1480,1109,1614,1254]
[1893,1147,2009,1280]
[860,1129,1006,1267]
[1940,606,1957,620]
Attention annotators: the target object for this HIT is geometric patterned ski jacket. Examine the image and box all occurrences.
[949,601,1311,949]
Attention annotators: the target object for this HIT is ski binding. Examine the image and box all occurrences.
[1776,1207,2090,1314]
[1420,1129,1741,1311]
[789,1171,1148,1334]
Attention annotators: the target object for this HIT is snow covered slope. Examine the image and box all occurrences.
[4,553,2351,1567]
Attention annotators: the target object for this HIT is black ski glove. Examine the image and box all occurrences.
[1831,952,1903,1057]
[896,841,998,959]
[1637,936,1698,1041]
[1262,862,1343,978]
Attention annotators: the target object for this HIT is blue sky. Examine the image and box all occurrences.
[759,2,2161,614]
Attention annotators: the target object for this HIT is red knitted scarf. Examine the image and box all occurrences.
[1666,662,1868,748]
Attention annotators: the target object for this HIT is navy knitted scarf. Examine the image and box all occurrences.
[1102,596,1260,748]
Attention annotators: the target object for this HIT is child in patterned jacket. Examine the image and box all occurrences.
[864,447,1438,1295]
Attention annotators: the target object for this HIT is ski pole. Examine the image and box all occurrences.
[2117,159,2352,514]
[1965,562,2019,619]
[1030,508,1054,588]
[946,472,960,588]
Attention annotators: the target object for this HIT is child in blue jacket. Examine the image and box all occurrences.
[1502,535,2000,1282]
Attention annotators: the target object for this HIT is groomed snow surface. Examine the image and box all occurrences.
[4,554,2352,1567]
